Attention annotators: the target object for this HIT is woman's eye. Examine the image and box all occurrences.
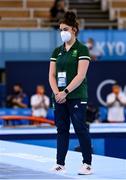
[59,28,69,31]
[64,28,69,31]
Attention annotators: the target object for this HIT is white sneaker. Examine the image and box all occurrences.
[51,164,66,173]
[78,163,92,175]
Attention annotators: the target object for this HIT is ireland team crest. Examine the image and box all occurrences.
[72,50,77,57]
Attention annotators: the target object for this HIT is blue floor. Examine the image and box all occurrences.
[0,140,126,179]
[0,163,70,179]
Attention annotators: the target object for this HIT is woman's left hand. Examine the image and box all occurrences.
[55,91,67,104]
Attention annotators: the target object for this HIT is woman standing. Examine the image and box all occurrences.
[49,11,92,175]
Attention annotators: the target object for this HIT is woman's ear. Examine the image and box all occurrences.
[72,27,77,35]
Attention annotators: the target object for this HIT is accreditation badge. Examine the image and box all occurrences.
[57,72,67,87]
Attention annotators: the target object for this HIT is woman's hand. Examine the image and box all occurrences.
[55,91,67,104]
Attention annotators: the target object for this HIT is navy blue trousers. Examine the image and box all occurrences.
[54,99,92,166]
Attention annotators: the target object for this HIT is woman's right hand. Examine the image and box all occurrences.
[55,92,66,104]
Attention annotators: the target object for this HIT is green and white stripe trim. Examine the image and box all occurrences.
[78,56,91,61]
[50,57,56,62]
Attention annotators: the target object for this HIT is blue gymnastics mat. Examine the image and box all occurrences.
[0,140,126,180]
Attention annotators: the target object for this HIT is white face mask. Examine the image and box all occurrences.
[60,31,72,43]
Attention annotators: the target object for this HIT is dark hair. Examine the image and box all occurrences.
[59,11,79,36]
[14,83,22,88]
[88,38,94,43]
[112,82,119,86]
[53,0,63,8]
